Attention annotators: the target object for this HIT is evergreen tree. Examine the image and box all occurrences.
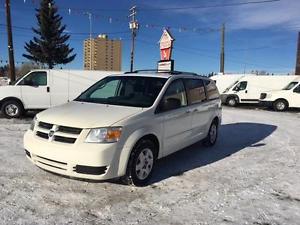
[23,0,76,69]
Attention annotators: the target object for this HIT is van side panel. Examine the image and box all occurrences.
[49,70,121,107]
[68,71,118,101]
[49,70,70,107]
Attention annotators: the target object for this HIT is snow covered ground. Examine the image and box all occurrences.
[0,107,299,225]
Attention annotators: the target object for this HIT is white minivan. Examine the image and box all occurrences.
[0,69,116,118]
[24,71,222,186]
[260,78,300,111]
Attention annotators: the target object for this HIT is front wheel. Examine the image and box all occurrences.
[1,100,24,118]
[122,140,156,186]
[203,120,219,146]
[273,99,288,112]
[226,97,238,107]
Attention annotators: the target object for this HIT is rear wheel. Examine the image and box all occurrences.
[122,139,156,186]
[1,100,24,118]
[273,99,288,111]
[203,120,219,146]
[226,97,238,107]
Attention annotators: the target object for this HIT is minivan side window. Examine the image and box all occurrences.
[158,79,187,112]
[294,85,300,93]
[184,79,206,104]
[18,72,47,86]
[233,81,247,91]
[204,79,219,100]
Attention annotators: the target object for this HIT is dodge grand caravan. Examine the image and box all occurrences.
[24,71,222,186]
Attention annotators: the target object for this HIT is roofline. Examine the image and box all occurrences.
[124,69,201,76]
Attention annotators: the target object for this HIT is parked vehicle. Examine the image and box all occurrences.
[259,78,300,111]
[211,74,248,94]
[0,69,118,118]
[24,70,222,186]
[220,75,299,106]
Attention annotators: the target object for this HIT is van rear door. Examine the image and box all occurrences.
[18,71,50,109]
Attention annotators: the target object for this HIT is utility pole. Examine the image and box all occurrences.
[295,32,300,75]
[129,6,139,72]
[220,23,225,74]
[86,12,93,70]
[5,0,16,82]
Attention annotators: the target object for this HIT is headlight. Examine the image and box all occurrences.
[85,127,122,143]
[30,116,37,131]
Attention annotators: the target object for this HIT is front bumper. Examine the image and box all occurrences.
[24,130,124,180]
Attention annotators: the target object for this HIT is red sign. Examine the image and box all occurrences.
[160,48,172,61]
[159,29,174,61]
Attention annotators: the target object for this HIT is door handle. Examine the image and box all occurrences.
[245,90,248,93]
[47,87,50,92]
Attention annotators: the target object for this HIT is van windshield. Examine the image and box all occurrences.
[75,76,167,108]
[283,82,299,90]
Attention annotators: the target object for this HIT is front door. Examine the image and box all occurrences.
[232,81,249,102]
[18,71,50,109]
[184,78,211,141]
[158,79,192,156]
[292,84,300,107]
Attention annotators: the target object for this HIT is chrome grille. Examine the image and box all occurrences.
[38,121,53,130]
[35,121,82,144]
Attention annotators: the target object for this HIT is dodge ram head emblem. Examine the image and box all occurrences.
[48,130,55,139]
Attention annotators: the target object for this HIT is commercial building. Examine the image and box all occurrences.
[84,34,122,71]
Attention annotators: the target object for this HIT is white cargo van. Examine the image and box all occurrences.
[221,75,299,106]
[259,77,300,111]
[0,69,119,118]
[211,74,249,94]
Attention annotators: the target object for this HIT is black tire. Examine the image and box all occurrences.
[122,139,156,186]
[273,99,288,112]
[1,100,24,119]
[226,96,238,107]
[203,120,219,147]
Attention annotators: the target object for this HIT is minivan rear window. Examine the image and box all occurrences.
[204,80,219,100]
[184,79,206,104]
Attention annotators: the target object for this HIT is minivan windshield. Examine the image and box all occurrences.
[283,82,299,90]
[75,76,167,108]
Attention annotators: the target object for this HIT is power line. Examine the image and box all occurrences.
[138,0,280,11]
[2,0,280,13]
[136,37,290,70]
[0,24,130,36]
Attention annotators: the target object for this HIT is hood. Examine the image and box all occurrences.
[37,101,143,128]
[0,85,21,100]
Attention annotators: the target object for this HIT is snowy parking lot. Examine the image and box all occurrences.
[0,107,299,225]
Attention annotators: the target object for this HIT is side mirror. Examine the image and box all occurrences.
[160,98,181,112]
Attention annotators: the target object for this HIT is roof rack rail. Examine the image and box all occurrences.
[124,69,199,76]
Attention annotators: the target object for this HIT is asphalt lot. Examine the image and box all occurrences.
[0,107,299,225]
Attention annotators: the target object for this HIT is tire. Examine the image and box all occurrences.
[122,139,156,186]
[226,97,238,107]
[1,100,24,119]
[203,120,219,147]
[273,99,288,112]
